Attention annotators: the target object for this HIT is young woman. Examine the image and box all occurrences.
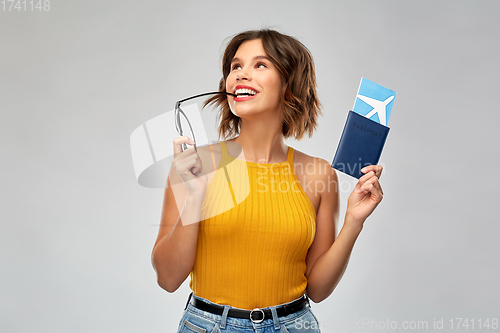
[152,29,384,333]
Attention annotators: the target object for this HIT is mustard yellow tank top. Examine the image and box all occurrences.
[189,141,316,309]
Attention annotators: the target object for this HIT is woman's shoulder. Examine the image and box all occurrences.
[290,147,338,214]
[292,147,335,178]
[194,141,241,171]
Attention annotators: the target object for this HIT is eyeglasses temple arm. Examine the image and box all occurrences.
[177,106,197,153]
[177,91,236,104]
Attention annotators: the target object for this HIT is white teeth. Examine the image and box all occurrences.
[235,88,257,96]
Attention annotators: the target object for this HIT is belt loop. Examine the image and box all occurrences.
[304,293,310,306]
[220,305,230,329]
[184,292,193,311]
[270,306,280,330]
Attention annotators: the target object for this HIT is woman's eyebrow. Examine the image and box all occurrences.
[231,55,270,64]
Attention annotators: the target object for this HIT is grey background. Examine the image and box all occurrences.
[1,1,499,332]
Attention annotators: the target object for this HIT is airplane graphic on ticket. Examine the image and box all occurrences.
[353,78,396,126]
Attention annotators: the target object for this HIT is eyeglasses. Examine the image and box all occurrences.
[174,91,236,152]
[174,91,240,210]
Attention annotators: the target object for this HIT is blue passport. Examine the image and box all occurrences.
[331,111,390,179]
[332,78,395,179]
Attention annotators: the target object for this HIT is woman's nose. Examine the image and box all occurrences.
[236,68,251,81]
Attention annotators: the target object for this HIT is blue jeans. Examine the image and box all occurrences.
[176,293,321,333]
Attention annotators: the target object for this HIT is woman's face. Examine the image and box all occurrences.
[226,39,283,118]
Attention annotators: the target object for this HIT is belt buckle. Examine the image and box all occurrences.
[250,308,265,323]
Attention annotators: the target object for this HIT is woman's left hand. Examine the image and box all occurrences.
[345,165,384,228]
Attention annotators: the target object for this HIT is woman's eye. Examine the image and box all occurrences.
[231,64,241,71]
[257,63,267,68]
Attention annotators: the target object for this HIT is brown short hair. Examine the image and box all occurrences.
[204,29,322,141]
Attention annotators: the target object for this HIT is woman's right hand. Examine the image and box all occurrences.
[172,136,208,198]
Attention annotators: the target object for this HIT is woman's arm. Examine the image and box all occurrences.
[305,164,383,302]
[151,169,205,293]
[151,174,204,292]
[151,137,209,293]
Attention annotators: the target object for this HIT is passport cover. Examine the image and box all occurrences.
[331,111,390,179]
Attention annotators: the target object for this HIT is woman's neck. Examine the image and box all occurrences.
[228,124,287,164]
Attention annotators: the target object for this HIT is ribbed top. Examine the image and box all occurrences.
[189,141,316,309]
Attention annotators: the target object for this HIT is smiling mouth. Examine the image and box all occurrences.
[234,88,258,98]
